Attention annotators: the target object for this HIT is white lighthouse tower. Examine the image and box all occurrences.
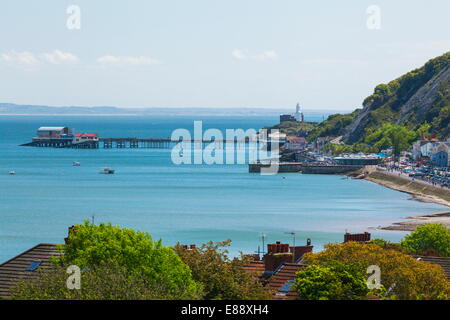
[294,103,304,122]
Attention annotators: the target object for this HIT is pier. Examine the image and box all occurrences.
[21,137,251,149]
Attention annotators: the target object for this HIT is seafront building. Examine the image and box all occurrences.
[431,143,450,167]
[73,133,99,145]
[284,136,307,151]
[412,139,450,167]
[36,126,73,140]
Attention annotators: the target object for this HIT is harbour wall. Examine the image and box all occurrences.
[248,163,302,173]
[249,163,364,174]
[301,165,364,174]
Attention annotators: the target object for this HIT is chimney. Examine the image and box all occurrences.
[64,225,79,245]
[344,232,371,243]
[290,239,313,262]
[263,241,292,272]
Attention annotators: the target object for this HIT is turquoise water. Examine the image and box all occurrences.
[0,115,447,262]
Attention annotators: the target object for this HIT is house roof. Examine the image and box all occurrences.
[37,127,67,131]
[0,243,60,299]
[414,256,450,281]
[268,263,305,299]
[286,136,306,143]
[243,261,265,279]
[75,133,97,137]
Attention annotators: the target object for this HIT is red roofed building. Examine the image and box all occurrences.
[269,263,305,299]
[284,136,307,151]
[243,240,313,299]
[73,133,99,144]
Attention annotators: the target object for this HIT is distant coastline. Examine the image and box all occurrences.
[0,102,349,117]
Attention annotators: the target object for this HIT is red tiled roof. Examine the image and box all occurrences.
[243,261,265,279]
[268,263,305,299]
[0,244,60,299]
[75,133,97,137]
[286,136,306,143]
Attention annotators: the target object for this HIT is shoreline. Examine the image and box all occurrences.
[363,170,450,231]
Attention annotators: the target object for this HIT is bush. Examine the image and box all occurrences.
[174,240,271,300]
[294,262,369,300]
[301,242,449,300]
[12,264,187,300]
[54,221,202,299]
[401,223,450,257]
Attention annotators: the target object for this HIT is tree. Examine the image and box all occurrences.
[294,262,369,300]
[301,242,449,300]
[174,240,271,300]
[400,223,450,257]
[55,221,202,299]
[12,264,184,300]
[417,122,431,140]
[365,123,417,157]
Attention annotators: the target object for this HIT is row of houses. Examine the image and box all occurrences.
[1,231,449,300]
[243,231,450,299]
[412,139,450,167]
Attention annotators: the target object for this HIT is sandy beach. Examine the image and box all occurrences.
[364,169,450,231]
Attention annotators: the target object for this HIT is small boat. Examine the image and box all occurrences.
[8,171,16,175]
[100,167,115,174]
[73,161,81,166]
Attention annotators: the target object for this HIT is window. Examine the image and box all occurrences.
[279,280,295,293]
[27,260,41,271]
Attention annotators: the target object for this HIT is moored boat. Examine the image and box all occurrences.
[100,167,115,174]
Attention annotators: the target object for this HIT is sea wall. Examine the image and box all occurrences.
[301,165,363,174]
[248,163,302,173]
[248,163,363,174]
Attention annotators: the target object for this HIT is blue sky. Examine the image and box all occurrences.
[0,0,449,110]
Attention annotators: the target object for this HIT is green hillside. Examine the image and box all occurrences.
[310,51,450,143]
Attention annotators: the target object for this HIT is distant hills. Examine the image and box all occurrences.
[310,51,450,142]
[0,103,338,117]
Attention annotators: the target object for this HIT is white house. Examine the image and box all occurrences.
[419,141,440,158]
[73,133,99,144]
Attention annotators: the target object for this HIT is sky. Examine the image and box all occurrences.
[0,0,449,111]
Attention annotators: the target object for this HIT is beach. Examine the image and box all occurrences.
[364,169,450,231]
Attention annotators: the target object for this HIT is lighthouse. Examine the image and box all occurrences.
[295,103,304,122]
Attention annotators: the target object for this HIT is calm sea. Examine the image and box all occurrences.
[0,115,446,262]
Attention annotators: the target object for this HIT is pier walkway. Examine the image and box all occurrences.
[21,138,252,149]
